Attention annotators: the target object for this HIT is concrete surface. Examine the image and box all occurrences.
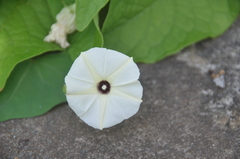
[1,17,240,159]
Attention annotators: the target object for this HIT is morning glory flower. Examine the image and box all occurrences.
[44,3,76,48]
[65,48,143,130]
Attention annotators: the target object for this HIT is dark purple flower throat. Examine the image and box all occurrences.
[98,80,111,94]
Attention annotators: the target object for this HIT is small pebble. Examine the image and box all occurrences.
[213,75,225,88]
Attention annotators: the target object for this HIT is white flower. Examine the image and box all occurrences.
[44,3,76,48]
[65,48,143,130]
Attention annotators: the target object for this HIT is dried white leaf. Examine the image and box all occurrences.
[44,3,76,48]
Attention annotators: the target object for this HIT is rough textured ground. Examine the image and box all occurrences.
[1,17,240,159]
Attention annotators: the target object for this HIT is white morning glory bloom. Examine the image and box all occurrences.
[65,48,143,130]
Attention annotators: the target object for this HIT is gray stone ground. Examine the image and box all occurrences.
[1,16,240,159]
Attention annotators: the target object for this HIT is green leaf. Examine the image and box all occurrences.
[0,0,75,91]
[67,20,103,60]
[76,0,109,31]
[0,52,72,122]
[102,0,240,63]
[0,19,103,122]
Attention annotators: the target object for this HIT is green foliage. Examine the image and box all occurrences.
[0,52,72,121]
[0,22,103,121]
[0,0,71,90]
[0,0,103,121]
[102,0,240,63]
[67,20,103,60]
[0,0,239,121]
[76,0,109,31]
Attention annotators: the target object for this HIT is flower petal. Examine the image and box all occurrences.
[82,48,130,79]
[107,58,140,86]
[80,95,103,129]
[104,49,131,78]
[79,92,141,130]
[65,76,95,94]
[112,80,143,100]
[81,52,102,82]
[80,95,117,130]
[66,94,98,116]
[67,54,96,83]
[102,92,142,128]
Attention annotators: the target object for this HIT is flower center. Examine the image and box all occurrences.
[98,80,111,94]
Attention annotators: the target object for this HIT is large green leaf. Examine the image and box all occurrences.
[76,0,109,31]
[0,0,104,121]
[0,52,72,121]
[102,0,240,63]
[67,19,103,60]
[0,18,103,122]
[0,0,75,91]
